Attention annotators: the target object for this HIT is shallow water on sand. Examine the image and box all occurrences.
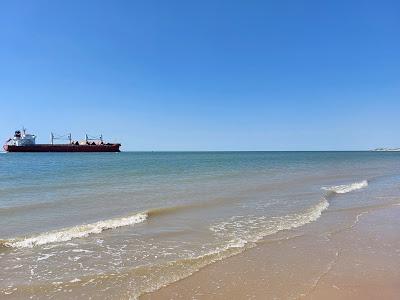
[0,152,399,299]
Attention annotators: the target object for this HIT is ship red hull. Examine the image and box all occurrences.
[3,144,121,152]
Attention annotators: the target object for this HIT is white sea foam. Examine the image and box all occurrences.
[322,180,368,194]
[130,200,330,300]
[210,198,329,247]
[37,253,55,261]
[5,212,148,248]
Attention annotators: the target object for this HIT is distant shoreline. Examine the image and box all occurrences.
[372,148,400,152]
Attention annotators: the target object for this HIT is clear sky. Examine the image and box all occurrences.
[0,0,399,151]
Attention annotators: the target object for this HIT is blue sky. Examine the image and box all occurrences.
[0,0,399,150]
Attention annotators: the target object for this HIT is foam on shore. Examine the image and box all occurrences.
[15,199,329,300]
[2,212,148,248]
[322,180,368,194]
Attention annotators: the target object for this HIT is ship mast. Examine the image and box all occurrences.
[50,132,72,144]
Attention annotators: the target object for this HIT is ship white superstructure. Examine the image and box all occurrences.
[8,129,36,146]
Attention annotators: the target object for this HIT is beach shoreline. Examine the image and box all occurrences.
[1,152,400,299]
[142,202,400,300]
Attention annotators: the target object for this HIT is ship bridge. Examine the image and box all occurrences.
[9,129,36,146]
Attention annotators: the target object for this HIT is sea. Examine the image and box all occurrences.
[1,151,399,299]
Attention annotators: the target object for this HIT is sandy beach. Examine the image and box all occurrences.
[143,202,400,299]
[1,152,400,299]
[2,0,400,298]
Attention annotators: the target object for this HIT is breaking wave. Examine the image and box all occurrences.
[15,199,330,300]
[0,179,362,250]
[0,191,332,250]
[210,198,329,247]
[2,212,148,249]
[128,199,330,298]
[0,201,227,249]
[322,180,368,194]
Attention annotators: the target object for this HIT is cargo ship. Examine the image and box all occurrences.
[3,129,121,152]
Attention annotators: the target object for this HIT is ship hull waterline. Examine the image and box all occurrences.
[3,144,121,153]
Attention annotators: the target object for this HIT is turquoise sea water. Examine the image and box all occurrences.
[1,152,400,298]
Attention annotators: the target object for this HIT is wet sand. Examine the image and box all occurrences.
[143,204,400,299]
[2,153,400,299]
